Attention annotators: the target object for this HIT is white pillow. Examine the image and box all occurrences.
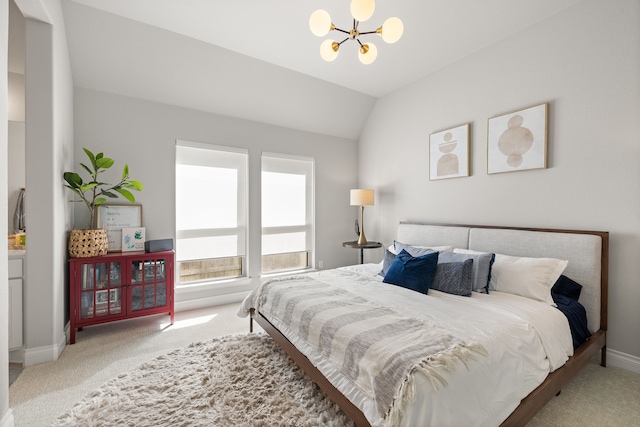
[489,253,568,305]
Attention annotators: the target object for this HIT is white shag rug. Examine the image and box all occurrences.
[53,333,355,427]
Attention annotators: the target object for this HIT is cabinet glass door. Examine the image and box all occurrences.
[80,261,123,319]
[108,263,122,315]
[131,258,167,311]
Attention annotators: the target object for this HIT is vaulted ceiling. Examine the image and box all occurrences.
[40,1,585,139]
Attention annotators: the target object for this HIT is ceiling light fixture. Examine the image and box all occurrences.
[309,0,403,65]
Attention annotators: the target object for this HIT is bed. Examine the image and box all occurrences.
[239,222,608,426]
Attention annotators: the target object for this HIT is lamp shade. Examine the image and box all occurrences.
[309,10,332,37]
[358,42,377,64]
[380,17,403,43]
[320,39,340,61]
[350,0,375,22]
[350,189,375,206]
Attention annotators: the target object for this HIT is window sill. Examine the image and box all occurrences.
[176,276,252,293]
[260,268,316,280]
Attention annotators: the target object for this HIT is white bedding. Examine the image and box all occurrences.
[240,263,573,427]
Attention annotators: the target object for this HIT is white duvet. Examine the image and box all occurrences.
[239,263,573,427]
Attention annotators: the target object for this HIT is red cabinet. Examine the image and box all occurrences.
[69,250,174,344]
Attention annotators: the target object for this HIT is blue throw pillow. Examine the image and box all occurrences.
[552,275,583,300]
[383,250,439,295]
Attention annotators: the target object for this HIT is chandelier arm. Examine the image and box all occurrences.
[358,30,378,35]
[334,27,351,35]
[338,37,350,46]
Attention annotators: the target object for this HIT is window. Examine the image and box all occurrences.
[261,153,314,274]
[175,141,248,285]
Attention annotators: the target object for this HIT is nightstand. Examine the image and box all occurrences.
[342,241,383,264]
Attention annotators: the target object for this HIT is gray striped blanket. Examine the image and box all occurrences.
[256,275,487,426]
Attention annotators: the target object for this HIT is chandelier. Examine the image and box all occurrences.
[309,0,403,65]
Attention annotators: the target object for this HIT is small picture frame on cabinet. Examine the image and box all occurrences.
[95,289,108,305]
[122,227,146,252]
[109,288,120,303]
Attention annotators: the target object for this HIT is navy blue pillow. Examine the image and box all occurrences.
[383,250,439,295]
[552,275,582,300]
[553,293,591,348]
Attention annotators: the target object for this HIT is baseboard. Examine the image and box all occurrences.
[0,409,14,427]
[23,333,67,367]
[607,348,640,374]
[8,348,23,365]
[175,291,250,312]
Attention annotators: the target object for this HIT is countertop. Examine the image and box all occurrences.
[8,249,26,258]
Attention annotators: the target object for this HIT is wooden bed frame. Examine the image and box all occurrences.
[250,223,609,427]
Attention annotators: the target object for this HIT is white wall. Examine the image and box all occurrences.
[1,0,13,422]
[359,0,640,365]
[17,0,74,367]
[72,87,362,304]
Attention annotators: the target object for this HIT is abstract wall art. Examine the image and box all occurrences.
[487,103,548,174]
[429,123,470,180]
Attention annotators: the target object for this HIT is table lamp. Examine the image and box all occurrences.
[350,189,374,245]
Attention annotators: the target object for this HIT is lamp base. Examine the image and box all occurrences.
[357,233,368,245]
[357,205,368,245]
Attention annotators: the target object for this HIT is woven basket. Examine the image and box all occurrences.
[68,229,109,258]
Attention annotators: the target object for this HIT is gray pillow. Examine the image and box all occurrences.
[431,260,474,297]
[438,251,495,293]
[379,249,397,277]
[393,241,435,257]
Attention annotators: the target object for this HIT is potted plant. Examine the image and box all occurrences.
[64,148,143,257]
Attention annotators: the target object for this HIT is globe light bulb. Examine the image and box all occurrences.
[320,39,340,62]
[350,0,375,22]
[358,42,377,64]
[380,17,403,44]
[309,10,333,37]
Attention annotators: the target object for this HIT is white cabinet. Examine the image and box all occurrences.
[8,256,23,349]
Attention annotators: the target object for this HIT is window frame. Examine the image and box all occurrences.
[261,152,315,275]
[175,140,249,286]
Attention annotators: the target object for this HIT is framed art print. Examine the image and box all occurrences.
[122,227,146,252]
[429,123,470,180]
[96,204,143,251]
[487,103,548,174]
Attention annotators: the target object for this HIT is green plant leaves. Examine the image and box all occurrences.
[63,172,83,188]
[124,180,144,191]
[79,182,98,193]
[63,148,144,229]
[114,188,135,203]
[96,157,114,169]
[100,191,119,198]
[83,148,95,165]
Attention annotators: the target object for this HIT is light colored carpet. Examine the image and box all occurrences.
[9,303,640,426]
[53,333,353,427]
[10,303,254,426]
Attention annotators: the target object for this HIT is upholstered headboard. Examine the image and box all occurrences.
[397,222,608,333]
